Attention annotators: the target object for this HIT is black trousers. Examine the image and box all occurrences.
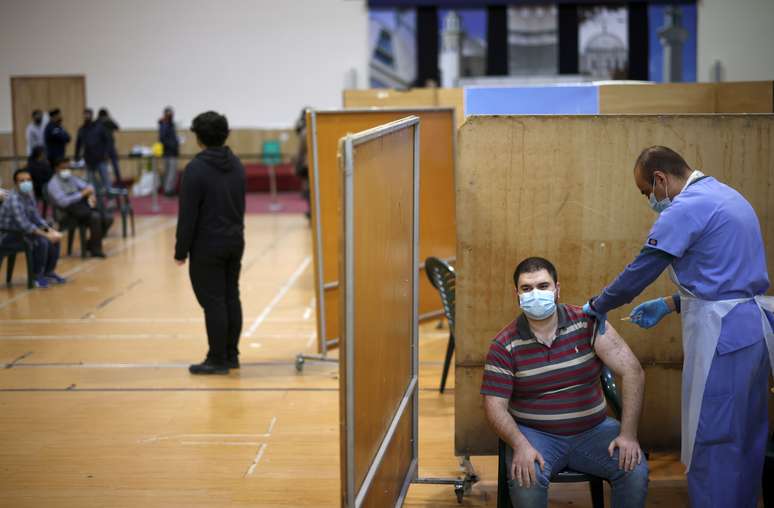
[65,201,104,252]
[189,244,244,364]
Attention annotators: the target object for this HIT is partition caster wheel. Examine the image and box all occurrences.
[454,483,464,503]
[295,355,305,372]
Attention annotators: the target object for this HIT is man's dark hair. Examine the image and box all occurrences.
[13,168,30,183]
[98,108,108,118]
[31,109,42,118]
[634,146,691,181]
[53,157,70,168]
[191,111,230,147]
[513,257,558,287]
[49,108,61,117]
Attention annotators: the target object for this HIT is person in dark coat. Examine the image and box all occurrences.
[159,106,180,196]
[174,111,245,375]
[75,108,112,191]
[97,108,122,183]
[26,146,54,202]
[44,109,70,168]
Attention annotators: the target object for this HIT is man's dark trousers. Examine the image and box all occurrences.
[65,200,103,253]
[189,243,244,365]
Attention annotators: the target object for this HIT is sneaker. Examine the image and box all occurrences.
[188,361,229,375]
[34,277,50,289]
[45,273,67,284]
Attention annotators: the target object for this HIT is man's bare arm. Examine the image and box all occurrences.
[593,322,645,437]
[483,396,525,450]
[483,395,545,487]
[593,321,645,471]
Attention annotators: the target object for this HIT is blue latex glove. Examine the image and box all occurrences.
[582,300,607,335]
[629,298,672,329]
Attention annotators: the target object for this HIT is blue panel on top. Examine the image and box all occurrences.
[464,86,600,116]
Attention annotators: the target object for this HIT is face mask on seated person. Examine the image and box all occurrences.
[19,181,33,195]
[519,289,556,320]
[59,170,72,179]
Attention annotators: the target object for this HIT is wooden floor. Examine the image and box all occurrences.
[0,215,688,507]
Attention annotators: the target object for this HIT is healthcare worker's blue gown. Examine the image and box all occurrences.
[591,175,772,508]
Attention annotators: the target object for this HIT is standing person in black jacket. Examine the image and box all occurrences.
[159,106,180,196]
[75,108,112,191]
[175,111,245,375]
[44,109,70,168]
[97,108,122,184]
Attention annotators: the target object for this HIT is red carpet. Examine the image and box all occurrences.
[131,192,309,215]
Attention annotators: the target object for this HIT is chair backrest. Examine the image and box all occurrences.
[600,365,622,419]
[424,257,455,334]
[261,139,282,166]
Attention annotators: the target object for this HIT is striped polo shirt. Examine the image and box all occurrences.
[480,304,606,435]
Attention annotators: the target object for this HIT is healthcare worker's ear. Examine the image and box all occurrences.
[554,282,560,301]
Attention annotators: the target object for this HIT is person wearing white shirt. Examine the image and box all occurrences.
[26,110,47,155]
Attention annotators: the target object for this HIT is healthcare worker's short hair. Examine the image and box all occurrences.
[513,257,558,287]
[635,145,691,180]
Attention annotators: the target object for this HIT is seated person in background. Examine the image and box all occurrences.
[0,169,65,288]
[46,158,106,258]
[481,257,648,508]
[26,146,54,202]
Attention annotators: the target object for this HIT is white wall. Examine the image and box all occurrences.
[0,0,368,131]
[697,0,774,82]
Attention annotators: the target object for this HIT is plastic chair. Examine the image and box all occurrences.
[0,229,35,289]
[496,366,623,508]
[262,139,283,211]
[424,257,455,394]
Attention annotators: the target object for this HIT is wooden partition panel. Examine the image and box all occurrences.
[599,81,774,114]
[715,81,773,113]
[455,114,774,455]
[308,109,456,354]
[343,89,437,109]
[340,117,419,507]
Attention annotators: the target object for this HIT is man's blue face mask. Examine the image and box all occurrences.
[519,288,556,320]
[649,175,671,214]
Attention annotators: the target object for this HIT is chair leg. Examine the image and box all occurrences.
[23,247,35,289]
[4,254,14,286]
[589,478,604,508]
[497,439,511,508]
[439,332,455,394]
[79,225,88,258]
[67,227,75,256]
[130,209,135,236]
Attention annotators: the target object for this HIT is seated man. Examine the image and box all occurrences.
[0,169,65,288]
[46,158,106,257]
[482,257,648,508]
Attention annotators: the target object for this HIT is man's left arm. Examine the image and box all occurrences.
[593,322,645,472]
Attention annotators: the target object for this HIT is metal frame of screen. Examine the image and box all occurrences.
[342,116,420,508]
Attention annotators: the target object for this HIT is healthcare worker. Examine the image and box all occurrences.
[582,145,774,508]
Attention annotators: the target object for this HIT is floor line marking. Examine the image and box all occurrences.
[245,443,268,477]
[266,416,277,435]
[305,332,315,349]
[243,256,311,338]
[181,441,264,446]
[4,351,33,369]
[140,433,271,444]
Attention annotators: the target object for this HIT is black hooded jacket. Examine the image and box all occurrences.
[174,146,245,260]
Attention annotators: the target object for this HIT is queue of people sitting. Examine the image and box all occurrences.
[0,158,113,288]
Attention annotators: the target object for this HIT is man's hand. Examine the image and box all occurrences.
[629,298,671,328]
[510,439,545,488]
[46,230,63,243]
[81,187,93,197]
[608,434,643,472]
[87,195,97,208]
[175,258,185,266]
[582,299,607,335]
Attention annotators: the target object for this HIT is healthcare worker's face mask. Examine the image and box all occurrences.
[519,288,557,320]
[18,180,33,195]
[648,174,671,214]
